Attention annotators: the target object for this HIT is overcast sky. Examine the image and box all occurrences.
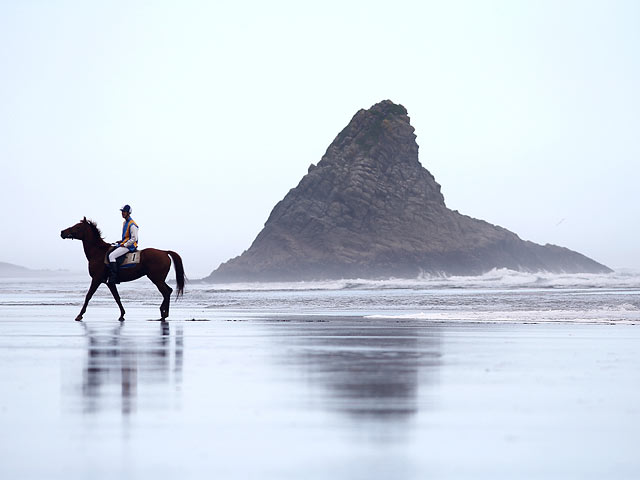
[1,0,638,278]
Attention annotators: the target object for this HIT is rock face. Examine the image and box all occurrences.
[206,100,611,282]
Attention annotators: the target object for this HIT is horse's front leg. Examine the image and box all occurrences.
[76,277,101,321]
[107,283,126,321]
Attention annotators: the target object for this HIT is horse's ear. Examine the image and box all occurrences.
[83,216,87,222]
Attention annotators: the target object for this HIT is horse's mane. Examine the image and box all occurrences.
[81,217,104,240]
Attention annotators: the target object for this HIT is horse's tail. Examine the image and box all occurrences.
[167,251,186,298]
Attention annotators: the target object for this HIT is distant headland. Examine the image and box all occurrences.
[206,100,611,282]
[0,261,69,277]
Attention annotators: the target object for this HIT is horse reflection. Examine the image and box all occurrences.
[81,321,183,415]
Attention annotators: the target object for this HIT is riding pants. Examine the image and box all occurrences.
[108,246,130,263]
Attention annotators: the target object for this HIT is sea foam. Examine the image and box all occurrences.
[202,268,640,292]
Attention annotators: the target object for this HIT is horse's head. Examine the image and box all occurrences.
[61,217,102,241]
[61,219,87,240]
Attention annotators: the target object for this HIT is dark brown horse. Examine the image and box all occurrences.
[61,218,185,321]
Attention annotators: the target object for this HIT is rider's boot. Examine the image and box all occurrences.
[108,262,119,285]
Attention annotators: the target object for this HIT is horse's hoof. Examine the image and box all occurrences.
[118,316,125,322]
[75,315,83,322]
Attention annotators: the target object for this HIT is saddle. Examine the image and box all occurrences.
[104,250,141,268]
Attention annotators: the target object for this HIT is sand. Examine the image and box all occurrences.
[0,298,639,479]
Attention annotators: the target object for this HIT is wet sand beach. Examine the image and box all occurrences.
[1,277,639,479]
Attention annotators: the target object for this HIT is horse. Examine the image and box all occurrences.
[61,217,185,321]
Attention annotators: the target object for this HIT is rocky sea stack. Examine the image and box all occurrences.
[206,100,611,282]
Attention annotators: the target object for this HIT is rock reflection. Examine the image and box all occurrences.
[281,322,442,421]
[80,321,183,415]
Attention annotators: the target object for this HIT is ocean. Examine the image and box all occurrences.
[1,269,639,479]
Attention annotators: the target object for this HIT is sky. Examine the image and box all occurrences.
[1,0,638,278]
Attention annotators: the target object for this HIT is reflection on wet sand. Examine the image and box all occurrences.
[81,321,183,415]
[272,321,442,421]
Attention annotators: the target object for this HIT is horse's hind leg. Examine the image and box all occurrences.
[107,283,126,321]
[76,277,101,321]
[153,280,173,320]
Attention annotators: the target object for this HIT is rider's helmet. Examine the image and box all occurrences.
[120,204,132,214]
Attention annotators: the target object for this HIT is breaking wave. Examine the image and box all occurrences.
[203,268,640,292]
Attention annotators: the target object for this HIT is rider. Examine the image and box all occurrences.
[107,204,139,285]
